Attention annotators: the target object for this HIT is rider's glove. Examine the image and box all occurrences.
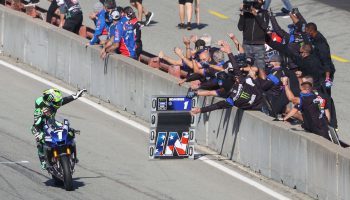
[34,132,44,142]
[72,89,87,100]
[325,78,333,88]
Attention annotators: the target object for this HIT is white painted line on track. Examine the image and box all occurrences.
[0,161,29,164]
[199,157,290,200]
[0,60,291,200]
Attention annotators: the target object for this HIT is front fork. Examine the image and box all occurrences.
[45,144,77,174]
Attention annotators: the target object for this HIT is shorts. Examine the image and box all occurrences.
[130,0,142,3]
[98,35,108,42]
[63,13,83,34]
[179,0,193,5]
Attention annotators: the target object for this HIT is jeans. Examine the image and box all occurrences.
[243,44,266,69]
[263,0,293,11]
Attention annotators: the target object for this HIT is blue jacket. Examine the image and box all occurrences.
[90,9,108,45]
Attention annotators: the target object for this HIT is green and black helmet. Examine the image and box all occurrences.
[43,88,63,109]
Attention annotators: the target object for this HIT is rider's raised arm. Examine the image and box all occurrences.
[62,89,87,106]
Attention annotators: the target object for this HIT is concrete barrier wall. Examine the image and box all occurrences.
[1,6,350,200]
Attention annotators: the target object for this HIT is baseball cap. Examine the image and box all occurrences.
[124,6,135,18]
[269,54,281,63]
[195,39,206,50]
[111,10,120,20]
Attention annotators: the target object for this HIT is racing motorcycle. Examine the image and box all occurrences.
[43,119,78,191]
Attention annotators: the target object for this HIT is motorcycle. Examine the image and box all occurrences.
[43,119,78,191]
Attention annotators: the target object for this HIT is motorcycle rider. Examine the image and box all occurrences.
[31,88,86,169]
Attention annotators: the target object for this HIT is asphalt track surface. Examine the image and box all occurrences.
[0,59,317,200]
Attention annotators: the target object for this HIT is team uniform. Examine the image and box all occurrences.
[90,9,108,45]
[256,67,293,117]
[108,23,116,39]
[130,18,143,59]
[296,92,330,140]
[114,16,136,59]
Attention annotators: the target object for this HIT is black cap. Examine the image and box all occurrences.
[195,39,206,50]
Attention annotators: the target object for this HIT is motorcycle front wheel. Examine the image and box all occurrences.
[60,155,73,191]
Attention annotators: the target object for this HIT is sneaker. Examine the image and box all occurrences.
[145,12,154,26]
[281,7,290,14]
[291,8,299,14]
[138,21,145,28]
[187,22,192,30]
[178,23,185,29]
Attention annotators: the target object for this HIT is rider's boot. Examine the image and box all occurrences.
[37,143,46,170]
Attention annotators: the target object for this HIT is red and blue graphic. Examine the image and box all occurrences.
[155,132,189,156]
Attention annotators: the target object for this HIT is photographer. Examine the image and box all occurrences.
[238,0,269,70]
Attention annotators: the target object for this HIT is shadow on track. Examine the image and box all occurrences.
[43,177,90,190]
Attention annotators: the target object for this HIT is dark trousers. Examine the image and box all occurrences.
[63,13,83,35]
[243,44,266,69]
[46,0,59,23]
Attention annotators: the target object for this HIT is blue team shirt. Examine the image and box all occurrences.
[90,9,108,45]
[113,16,136,58]
[108,23,116,39]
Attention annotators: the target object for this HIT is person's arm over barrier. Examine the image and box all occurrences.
[180,73,203,83]
[158,51,183,66]
[192,100,232,114]
[101,21,123,58]
[90,11,107,45]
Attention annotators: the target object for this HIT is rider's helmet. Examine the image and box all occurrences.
[43,88,63,109]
